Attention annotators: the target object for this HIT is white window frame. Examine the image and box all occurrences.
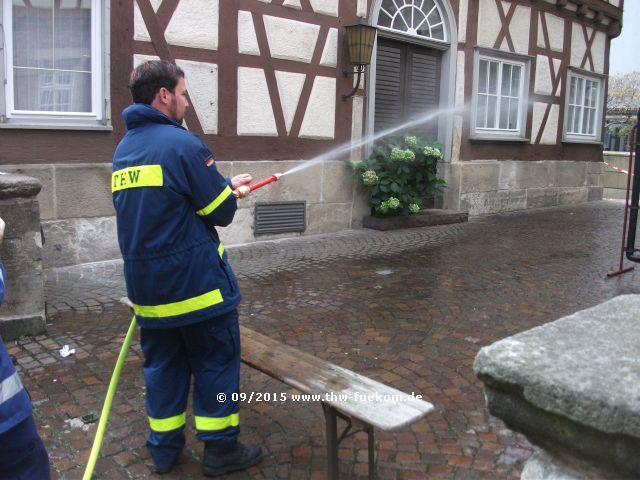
[471,48,531,141]
[563,68,604,144]
[0,0,111,130]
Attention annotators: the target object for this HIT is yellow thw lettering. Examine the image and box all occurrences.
[128,169,141,184]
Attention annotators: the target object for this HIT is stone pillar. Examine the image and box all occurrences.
[0,173,45,340]
[474,295,640,479]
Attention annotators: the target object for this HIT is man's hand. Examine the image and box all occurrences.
[231,174,252,189]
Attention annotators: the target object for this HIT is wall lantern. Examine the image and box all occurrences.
[342,18,377,101]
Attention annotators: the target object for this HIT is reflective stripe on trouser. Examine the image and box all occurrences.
[140,309,241,466]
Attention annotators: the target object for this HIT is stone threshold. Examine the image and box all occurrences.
[362,209,469,231]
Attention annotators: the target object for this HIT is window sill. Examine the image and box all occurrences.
[0,121,113,131]
[562,138,603,145]
[469,135,530,143]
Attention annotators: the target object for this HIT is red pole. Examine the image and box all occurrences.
[607,125,637,277]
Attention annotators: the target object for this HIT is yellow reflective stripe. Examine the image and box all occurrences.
[218,243,224,258]
[133,289,223,318]
[149,412,186,432]
[196,186,232,216]
[195,413,239,431]
[112,165,163,192]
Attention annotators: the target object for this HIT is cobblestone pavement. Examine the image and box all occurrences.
[9,200,640,479]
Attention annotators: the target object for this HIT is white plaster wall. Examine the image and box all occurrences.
[309,0,339,17]
[320,28,338,68]
[165,0,218,51]
[238,10,261,56]
[570,22,588,68]
[275,71,306,134]
[264,16,320,63]
[299,76,336,140]
[538,12,564,52]
[510,5,531,54]
[458,0,468,43]
[133,0,161,42]
[553,58,562,96]
[531,102,559,145]
[133,53,160,68]
[283,0,302,10]
[237,67,278,136]
[175,60,218,134]
[357,0,367,17]
[534,55,553,95]
[591,30,606,74]
[477,0,501,48]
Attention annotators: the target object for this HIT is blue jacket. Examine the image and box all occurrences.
[112,104,241,329]
[0,262,33,434]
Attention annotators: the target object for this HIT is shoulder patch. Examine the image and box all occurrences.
[205,156,215,167]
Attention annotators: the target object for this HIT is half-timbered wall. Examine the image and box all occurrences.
[442,0,621,214]
[0,0,623,266]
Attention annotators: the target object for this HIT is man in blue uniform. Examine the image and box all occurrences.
[112,60,262,476]
[0,217,51,479]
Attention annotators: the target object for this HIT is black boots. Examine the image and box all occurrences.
[202,442,263,477]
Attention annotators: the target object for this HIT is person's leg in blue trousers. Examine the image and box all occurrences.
[140,326,191,473]
[181,310,240,448]
[0,416,50,479]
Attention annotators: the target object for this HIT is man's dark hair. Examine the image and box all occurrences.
[128,60,185,104]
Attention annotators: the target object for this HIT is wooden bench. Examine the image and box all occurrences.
[240,326,434,479]
[119,299,433,478]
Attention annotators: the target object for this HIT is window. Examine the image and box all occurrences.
[377,0,447,42]
[374,38,441,140]
[0,0,109,129]
[564,70,603,143]
[472,50,530,140]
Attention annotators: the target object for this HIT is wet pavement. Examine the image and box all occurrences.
[7,200,640,479]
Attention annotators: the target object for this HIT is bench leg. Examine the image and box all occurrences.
[323,404,339,480]
[365,424,375,480]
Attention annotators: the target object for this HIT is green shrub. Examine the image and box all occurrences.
[352,135,446,216]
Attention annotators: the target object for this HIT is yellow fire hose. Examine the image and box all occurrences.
[83,316,137,480]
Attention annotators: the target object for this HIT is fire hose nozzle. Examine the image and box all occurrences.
[233,173,282,199]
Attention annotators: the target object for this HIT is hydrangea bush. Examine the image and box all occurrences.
[352,135,446,216]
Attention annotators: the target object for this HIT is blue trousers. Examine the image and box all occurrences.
[140,309,241,469]
[0,416,50,480]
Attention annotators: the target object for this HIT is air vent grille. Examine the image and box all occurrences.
[254,201,306,235]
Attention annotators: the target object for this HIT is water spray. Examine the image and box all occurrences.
[233,173,282,198]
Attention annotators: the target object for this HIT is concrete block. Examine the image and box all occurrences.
[321,161,355,204]
[42,219,78,268]
[603,188,627,200]
[501,161,555,190]
[0,174,45,339]
[55,164,115,218]
[522,450,613,480]
[527,188,559,208]
[460,189,527,215]
[604,170,628,190]
[234,160,322,206]
[218,207,256,246]
[557,187,588,205]
[0,165,55,220]
[587,173,604,188]
[460,162,500,193]
[76,217,120,265]
[587,187,603,202]
[474,295,640,478]
[554,161,587,188]
[587,161,606,175]
[306,202,351,235]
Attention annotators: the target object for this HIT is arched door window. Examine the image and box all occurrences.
[378,0,447,42]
